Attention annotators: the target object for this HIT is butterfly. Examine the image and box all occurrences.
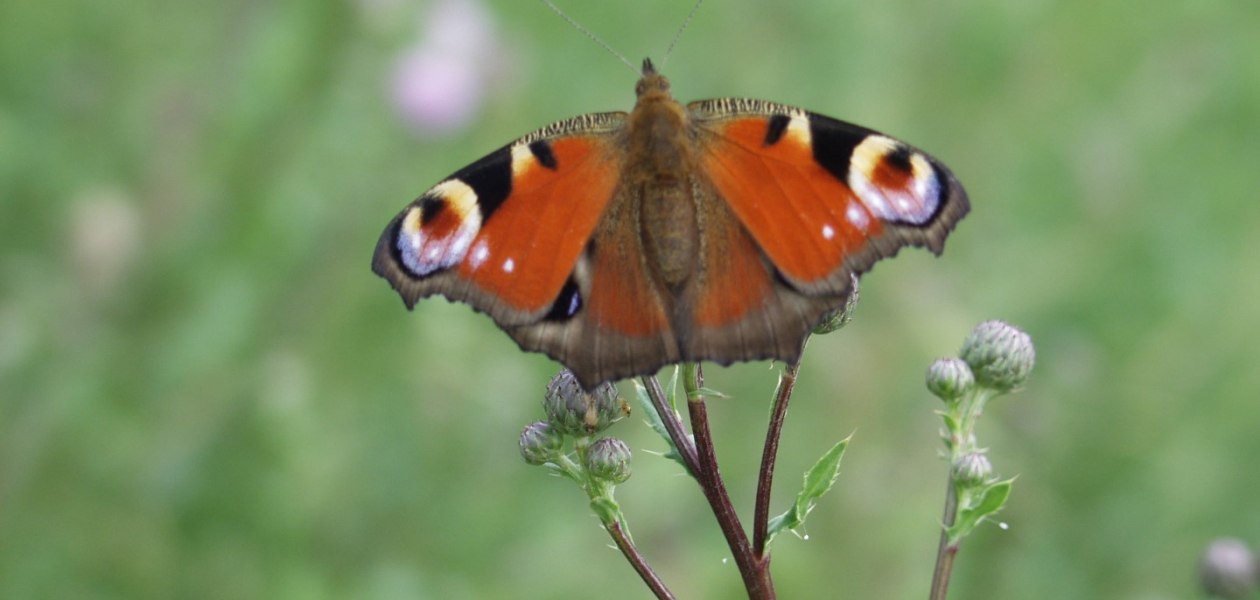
[373,58,969,389]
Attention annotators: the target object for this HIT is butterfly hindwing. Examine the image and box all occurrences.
[678,182,839,367]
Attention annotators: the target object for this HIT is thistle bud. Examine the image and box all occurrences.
[926,357,975,401]
[951,451,993,487]
[813,275,860,335]
[586,437,632,484]
[959,320,1035,392]
[1200,538,1256,599]
[543,369,628,436]
[519,421,563,466]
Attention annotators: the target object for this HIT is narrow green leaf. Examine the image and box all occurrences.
[765,437,850,548]
[947,478,1014,545]
[972,479,1014,517]
[634,380,687,471]
[665,366,680,412]
[692,386,731,400]
[795,438,849,514]
[766,508,799,542]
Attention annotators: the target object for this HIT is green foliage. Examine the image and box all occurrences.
[948,478,1014,546]
[634,378,689,472]
[766,437,850,548]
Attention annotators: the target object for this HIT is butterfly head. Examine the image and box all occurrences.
[635,58,672,103]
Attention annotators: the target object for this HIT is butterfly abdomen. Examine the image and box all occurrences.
[638,177,698,290]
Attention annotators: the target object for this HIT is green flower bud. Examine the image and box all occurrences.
[1200,538,1256,599]
[951,451,993,487]
[926,357,975,401]
[959,320,1035,392]
[543,369,629,436]
[586,437,632,484]
[519,421,563,466]
[813,275,860,335]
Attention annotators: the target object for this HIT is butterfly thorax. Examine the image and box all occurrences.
[625,65,700,290]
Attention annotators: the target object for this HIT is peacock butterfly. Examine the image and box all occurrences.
[372,58,969,389]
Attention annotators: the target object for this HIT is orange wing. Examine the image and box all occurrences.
[689,99,969,296]
[372,111,627,326]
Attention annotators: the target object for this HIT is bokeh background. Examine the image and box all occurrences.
[3,0,1259,598]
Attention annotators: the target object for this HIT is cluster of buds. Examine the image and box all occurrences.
[926,320,1034,546]
[928,320,1035,404]
[541,370,628,436]
[518,369,634,495]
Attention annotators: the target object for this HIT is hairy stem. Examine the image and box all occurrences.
[640,374,700,478]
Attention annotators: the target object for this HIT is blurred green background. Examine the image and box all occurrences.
[3,0,1259,598]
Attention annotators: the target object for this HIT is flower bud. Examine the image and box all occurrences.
[959,320,1035,392]
[1200,538,1256,599]
[813,275,860,335]
[543,369,628,436]
[586,437,632,484]
[951,451,993,487]
[926,357,975,401]
[519,421,563,466]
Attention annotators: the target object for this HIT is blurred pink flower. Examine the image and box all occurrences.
[390,0,502,136]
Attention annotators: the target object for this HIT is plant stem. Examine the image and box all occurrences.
[928,476,959,600]
[604,519,676,600]
[684,366,775,599]
[753,359,800,557]
[640,375,700,478]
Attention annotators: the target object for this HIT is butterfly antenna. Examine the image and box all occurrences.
[661,0,704,69]
[538,0,638,74]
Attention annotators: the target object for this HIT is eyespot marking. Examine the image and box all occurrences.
[396,179,482,277]
[848,135,941,226]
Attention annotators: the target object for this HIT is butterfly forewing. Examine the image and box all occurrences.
[372,111,628,327]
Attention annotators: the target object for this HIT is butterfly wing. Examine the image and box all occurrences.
[673,98,969,362]
[372,111,632,329]
[689,98,969,291]
[374,94,969,389]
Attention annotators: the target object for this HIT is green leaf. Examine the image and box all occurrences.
[634,380,687,472]
[947,478,1014,545]
[972,478,1013,516]
[765,437,850,548]
[692,386,731,400]
[796,438,849,513]
[665,366,680,412]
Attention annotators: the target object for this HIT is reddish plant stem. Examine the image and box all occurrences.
[639,375,700,478]
[928,477,960,600]
[753,360,800,557]
[604,519,676,600]
[686,373,776,599]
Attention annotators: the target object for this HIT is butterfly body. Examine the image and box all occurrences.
[374,59,969,388]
